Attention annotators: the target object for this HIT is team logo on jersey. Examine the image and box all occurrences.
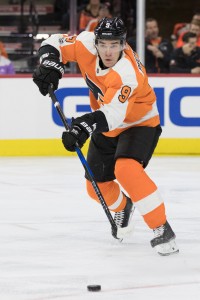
[65,35,77,43]
[85,74,104,102]
[59,37,65,44]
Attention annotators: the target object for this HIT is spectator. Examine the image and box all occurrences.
[79,0,102,32]
[176,19,200,48]
[128,18,173,73]
[192,11,200,22]
[85,2,112,32]
[0,41,8,58]
[170,32,200,74]
[0,48,15,74]
[172,11,200,41]
[145,18,173,73]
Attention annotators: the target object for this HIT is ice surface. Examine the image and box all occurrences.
[0,156,199,299]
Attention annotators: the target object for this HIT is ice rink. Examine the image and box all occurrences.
[0,156,200,300]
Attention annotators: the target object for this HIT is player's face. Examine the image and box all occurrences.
[96,40,123,68]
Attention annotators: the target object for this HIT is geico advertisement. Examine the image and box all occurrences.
[0,76,199,139]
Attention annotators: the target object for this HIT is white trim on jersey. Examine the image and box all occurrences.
[77,31,97,55]
[117,101,159,129]
[99,96,129,131]
[98,56,139,131]
[41,34,65,62]
[112,52,138,87]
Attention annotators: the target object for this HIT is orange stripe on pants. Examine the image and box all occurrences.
[86,180,126,212]
[115,158,166,229]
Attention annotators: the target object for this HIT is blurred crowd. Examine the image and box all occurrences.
[0,42,15,74]
[0,0,200,74]
[128,13,200,74]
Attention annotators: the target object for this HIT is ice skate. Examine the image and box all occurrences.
[150,221,179,256]
[112,196,135,240]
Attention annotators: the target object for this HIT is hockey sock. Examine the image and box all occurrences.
[86,179,127,212]
[115,158,166,229]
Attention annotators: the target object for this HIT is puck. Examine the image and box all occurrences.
[87,285,101,292]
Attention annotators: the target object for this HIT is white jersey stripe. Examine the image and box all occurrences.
[100,100,158,131]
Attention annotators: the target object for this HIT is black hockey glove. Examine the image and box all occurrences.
[62,111,109,152]
[33,54,64,96]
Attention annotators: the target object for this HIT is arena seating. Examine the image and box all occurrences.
[0,3,65,73]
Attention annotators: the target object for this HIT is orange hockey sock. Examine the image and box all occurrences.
[115,158,166,229]
[86,179,126,212]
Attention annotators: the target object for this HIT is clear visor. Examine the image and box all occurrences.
[96,41,126,53]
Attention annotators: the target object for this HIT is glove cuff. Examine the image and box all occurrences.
[72,111,109,137]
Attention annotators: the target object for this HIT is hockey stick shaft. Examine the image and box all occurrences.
[48,85,118,237]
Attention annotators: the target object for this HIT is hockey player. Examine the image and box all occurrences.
[33,17,179,256]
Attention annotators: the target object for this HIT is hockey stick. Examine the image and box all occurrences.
[48,85,119,239]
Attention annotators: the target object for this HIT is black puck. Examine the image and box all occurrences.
[87,285,101,292]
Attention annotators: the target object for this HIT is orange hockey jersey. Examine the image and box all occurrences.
[41,31,160,137]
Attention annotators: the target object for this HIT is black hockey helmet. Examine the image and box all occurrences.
[94,17,127,44]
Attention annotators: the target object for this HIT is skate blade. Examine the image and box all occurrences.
[155,239,179,256]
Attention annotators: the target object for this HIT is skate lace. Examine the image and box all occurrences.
[153,224,165,238]
[114,210,125,227]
